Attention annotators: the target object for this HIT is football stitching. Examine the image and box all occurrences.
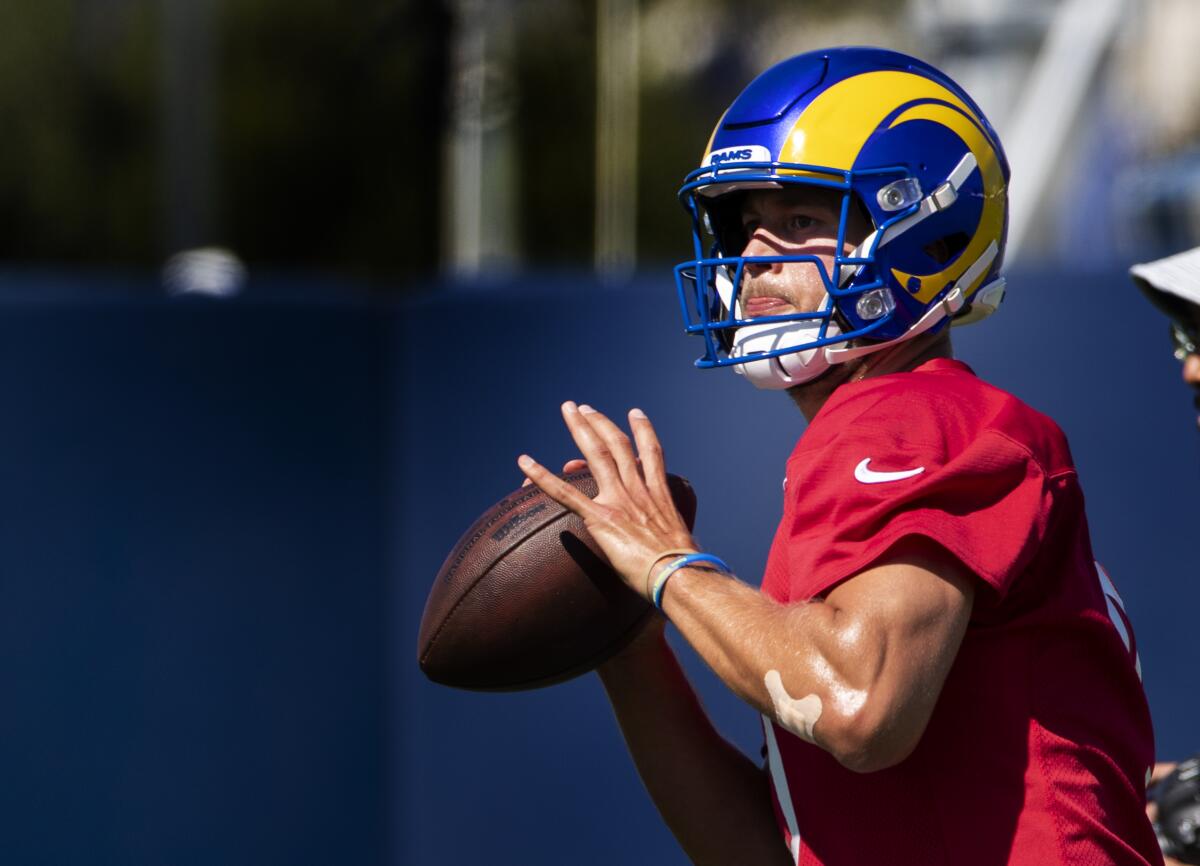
[436,483,554,586]
[420,473,597,668]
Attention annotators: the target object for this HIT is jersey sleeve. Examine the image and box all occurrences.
[780,423,1054,603]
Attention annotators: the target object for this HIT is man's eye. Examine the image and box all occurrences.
[788,215,819,231]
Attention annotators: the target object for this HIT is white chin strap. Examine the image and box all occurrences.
[732,319,840,389]
[824,241,1000,364]
[711,151,1005,390]
[713,268,839,390]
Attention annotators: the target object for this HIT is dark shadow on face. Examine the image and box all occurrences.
[703,185,873,259]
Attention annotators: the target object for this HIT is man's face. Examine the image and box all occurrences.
[735,186,872,318]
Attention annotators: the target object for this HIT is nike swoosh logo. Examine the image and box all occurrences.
[854,458,925,484]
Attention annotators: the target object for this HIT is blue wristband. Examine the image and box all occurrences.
[651,553,732,609]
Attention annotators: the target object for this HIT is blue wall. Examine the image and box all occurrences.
[0,268,1195,864]
[0,280,388,865]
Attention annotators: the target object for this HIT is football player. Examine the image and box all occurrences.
[521,47,1161,865]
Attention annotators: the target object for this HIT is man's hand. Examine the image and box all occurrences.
[518,402,697,601]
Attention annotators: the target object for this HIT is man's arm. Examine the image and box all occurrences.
[519,403,976,855]
[597,622,791,866]
[594,540,973,866]
[660,536,974,772]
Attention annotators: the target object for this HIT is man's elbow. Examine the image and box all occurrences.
[821,705,924,774]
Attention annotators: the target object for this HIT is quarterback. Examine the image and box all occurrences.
[520,47,1160,865]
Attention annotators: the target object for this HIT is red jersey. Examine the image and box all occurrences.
[760,359,1160,866]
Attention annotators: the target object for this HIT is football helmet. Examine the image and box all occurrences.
[674,46,1010,389]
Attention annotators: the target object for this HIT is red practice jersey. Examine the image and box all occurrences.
[760,358,1160,866]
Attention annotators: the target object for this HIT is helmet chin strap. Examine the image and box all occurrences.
[825,239,999,364]
[823,286,964,364]
[712,268,840,390]
[730,303,842,390]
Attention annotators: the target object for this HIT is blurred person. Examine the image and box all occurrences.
[1132,248,1200,427]
[520,48,1161,865]
[1130,249,1200,866]
[1146,758,1200,866]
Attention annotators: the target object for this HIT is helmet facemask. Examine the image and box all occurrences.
[675,167,911,389]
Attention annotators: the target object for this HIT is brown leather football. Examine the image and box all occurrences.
[417,469,697,691]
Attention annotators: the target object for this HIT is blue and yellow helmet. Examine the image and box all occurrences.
[674,46,1010,389]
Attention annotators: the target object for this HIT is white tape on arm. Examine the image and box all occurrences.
[764,670,823,743]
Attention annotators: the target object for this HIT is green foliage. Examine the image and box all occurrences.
[218,0,444,279]
[2,0,895,283]
[0,0,158,263]
[0,0,443,283]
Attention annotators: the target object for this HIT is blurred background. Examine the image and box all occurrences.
[9,0,1200,278]
[4,0,1200,864]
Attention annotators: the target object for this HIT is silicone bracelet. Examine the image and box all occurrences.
[644,549,699,599]
[651,553,732,609]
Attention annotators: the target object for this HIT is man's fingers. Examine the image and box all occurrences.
[524,458,587,486]
[628,408,677,514]
[561,402,624,491]
[628,408,665,478]
[1151,762,1178,786]
[578,405,650,498]
[518,454,597,515]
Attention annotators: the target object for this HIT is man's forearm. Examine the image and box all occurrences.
[597,631,790,866]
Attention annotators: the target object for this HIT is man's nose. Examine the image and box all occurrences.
[1183,353,1200,386]
[741,231,779,276]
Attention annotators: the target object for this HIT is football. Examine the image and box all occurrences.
[418,469,697,691]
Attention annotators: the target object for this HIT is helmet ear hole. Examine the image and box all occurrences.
[923,232,970,266]
[846,193,874,245]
